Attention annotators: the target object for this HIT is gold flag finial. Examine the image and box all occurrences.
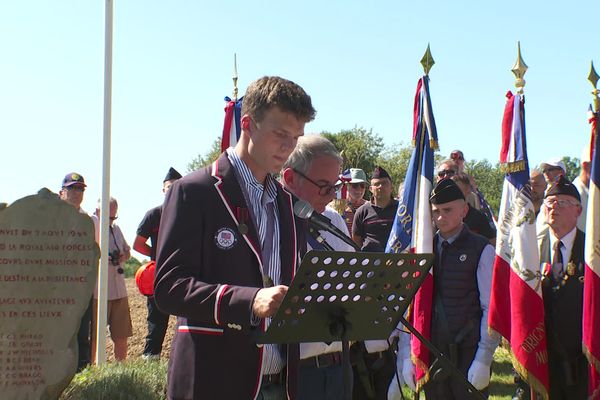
[511,42,528,94]
[232,53,239,101]
[588,61,600,112]
[420,44,435,76]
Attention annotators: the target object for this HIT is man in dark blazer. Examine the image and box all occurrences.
[539,176,588,399]
[155,76,315,400]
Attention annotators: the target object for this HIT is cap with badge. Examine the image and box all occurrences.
[429,178,465,204]
[544,175,581,202]
[62,172,86,188]
[540,158,567,174]
[371,166,391,180]
[347,168,367,184]
[164,167,182,183]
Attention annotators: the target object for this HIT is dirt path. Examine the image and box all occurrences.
[104,278,175,362]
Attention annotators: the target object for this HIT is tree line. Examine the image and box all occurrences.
[187,127,581,217]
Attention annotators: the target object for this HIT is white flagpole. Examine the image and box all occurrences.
[96,0,113,365]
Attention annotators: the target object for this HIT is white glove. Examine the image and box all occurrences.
[387,375,403,400]
[401,358,416,391]
[467,360,491,390]
[387,351,405,400]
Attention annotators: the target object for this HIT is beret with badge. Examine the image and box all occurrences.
[371,166,391,180]
[429,178,465,204]
[544,175,581,202]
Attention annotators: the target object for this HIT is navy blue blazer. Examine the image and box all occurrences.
[155,152,306,400]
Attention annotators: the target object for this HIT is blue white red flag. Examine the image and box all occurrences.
[386,75,437,389]
[221,96,243,152]
[337,169,353,199]
[583,105,600,399]
[488,91,549,398]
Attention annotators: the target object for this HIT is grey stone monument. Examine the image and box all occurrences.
[0,189,99,400]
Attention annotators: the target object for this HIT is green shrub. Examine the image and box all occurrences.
[60,359,167,400]
[123,257,143,278]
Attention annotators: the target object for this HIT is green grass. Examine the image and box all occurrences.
[399,347,516,399]
[489,347,515,400]
[59,359,167,400]
[60,348,517,399]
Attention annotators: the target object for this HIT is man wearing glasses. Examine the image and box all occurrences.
[59,172,92,371]
[59,172,87,213]
[280,135,354,400]
[91,197,133,363]
[537,176,587,399]
[436,159,459,182]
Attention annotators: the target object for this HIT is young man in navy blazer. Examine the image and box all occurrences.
[155,76,315,400]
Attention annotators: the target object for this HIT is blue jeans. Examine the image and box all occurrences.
[298,364,347,400]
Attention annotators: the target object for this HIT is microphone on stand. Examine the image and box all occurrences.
[293,200,360,251]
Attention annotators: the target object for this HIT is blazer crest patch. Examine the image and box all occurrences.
[214,227,237,250]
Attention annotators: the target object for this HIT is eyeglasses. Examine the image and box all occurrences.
[293,169,342,196]
[64,186,85,192]
[437,169,456,178]
[543,199,579,208]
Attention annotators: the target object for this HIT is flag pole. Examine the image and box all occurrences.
[589,62,599,162]
[420,44,434,76]
[411,44,435,400]
[512,42,528,95]
[96,0,113,365]
[589,61,599,114]
[411,44,434,251]
[232,53,239,101]
[584,59,600,400]
[512,41,538,400]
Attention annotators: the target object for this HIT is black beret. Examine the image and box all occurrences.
[430,178,465,204]
[164,167,182,183]
[545,175,581,202]
[371,166,391,180]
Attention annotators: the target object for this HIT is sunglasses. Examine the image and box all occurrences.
[64,186,85,192]
[437,169,456,178]
[293,169,342,196]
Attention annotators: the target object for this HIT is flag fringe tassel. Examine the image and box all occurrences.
[500,159,527,173]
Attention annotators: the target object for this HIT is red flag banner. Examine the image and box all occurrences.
[488,91,549,398]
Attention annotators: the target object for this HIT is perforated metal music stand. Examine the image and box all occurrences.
[258,250,434,400]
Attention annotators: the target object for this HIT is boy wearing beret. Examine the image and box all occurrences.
[400,179,499,398]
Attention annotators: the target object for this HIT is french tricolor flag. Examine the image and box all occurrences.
[583,104,600,399]
[386,75,437,390]
[488,91,549,398]
[221,96,243,152]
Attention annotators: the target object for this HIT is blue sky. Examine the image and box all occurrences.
[1,1,597,259]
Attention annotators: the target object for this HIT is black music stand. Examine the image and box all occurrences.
[258,250,486,400]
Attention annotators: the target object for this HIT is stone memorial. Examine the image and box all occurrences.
[0,188,99,400]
